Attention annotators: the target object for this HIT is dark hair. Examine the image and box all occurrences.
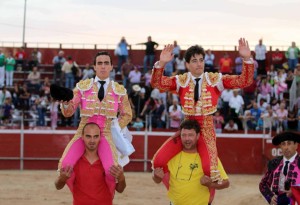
[180,119,200,134]
[67,56,72,60]
[93,51,112,65]
[184,45,205,63]
[82,122,100,135]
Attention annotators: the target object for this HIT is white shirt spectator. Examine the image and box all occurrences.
[224,122,238,131]
[229,95,244,114]
[175,58,185,71]
[128,70,142,84]
[255,44,267,60]
[0,90,12,105]
[221,89,233,103]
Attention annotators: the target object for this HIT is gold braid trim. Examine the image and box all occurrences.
[222,63,254,88]
[76,78,94,91]
[103,120,118,165]
[58,117,88,169]
[200,116,218,170]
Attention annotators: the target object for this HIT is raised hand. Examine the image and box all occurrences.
[238,38,251,61]
[159,44,174,67]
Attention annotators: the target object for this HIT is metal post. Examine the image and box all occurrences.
[22,0,27,47]
[144,115,149,172]
[20,111,25,170]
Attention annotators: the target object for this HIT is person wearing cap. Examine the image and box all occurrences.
[259,131,300,205]
[151,38,254,203]
[56,51,133,198]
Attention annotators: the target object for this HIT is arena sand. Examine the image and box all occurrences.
[0,170,268,205]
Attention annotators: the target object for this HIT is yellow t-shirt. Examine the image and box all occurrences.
[167,151,228,205]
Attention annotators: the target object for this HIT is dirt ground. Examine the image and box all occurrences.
[0,170,268,205]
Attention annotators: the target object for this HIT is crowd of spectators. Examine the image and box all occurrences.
[0,38,299,133]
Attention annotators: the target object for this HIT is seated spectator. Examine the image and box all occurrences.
[257,77,272,104]
[271,48,283,70]
[28,48,39,69]
[129,85,146,119]
[11,83,21,109]
[121,58,134,89]
[128,66,142,90]
[247,102,262,130]
[40,77,51,97]
[27,66,41,92]
[204,49,215,72]
[275,102,288,132]
[151,99,166,128]
[260,106,278,132]
[0,86,12,106]
[224,119,238,132]
[219,52,233,74]
[143,69,152,88]
[131,117,144,131]
[82,63,94,80]
[229,89,244,125]
[19,84,31,110]
[274,69,287,100]
[169,104,182,129]
[213,110,224,133]
[287,110,298,130]
[1,98,13,125]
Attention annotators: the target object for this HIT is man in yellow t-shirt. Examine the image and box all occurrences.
[152,120,229,205]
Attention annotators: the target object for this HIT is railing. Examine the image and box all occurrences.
[0,41,291,51]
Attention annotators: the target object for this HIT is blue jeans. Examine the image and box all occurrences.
[288,59,298,71]
[37,107,46,126]
[143,55,155,74]
[118,55,128,73]
[65,72,75,89]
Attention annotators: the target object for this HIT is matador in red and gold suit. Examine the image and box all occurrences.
[151,38,254,200]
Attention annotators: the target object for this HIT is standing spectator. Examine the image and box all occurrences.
[61,56,78,89]
[219,52,233,74]
[221,89,233,118]
[285,41,300,72]
[175,53,186,74]
[204,49,215,72]
[0,49,5,88]
[27,66,41,92]
[271,48,284,70]
[121,58,134,89]
[243,77,257,108]
[5,51,15,87]
[11,83,21,109]
[229,89,244,129]
[255,39,267,75]
[82,63,94,80]
[49,98,59,130]
[172,40,180,58]
[15,47,26,70]
[287,110,298,130]
[28,48,39,69]
[52,50,66,86]
[116,37,130,73]
[235,55,243,75]
[128,66,142,88]
[35,91,49,126]
[36,48,42,64]
[136,36,159,73]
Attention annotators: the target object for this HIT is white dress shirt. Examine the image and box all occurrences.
[94,76,110,95]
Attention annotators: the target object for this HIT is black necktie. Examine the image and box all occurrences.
[283,161,289,176]
[194,78,201,102]
[98,81,106,101]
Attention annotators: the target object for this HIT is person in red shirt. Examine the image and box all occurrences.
[55,122,126,205]
[271,48,284,70]
[219,52,233,74]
